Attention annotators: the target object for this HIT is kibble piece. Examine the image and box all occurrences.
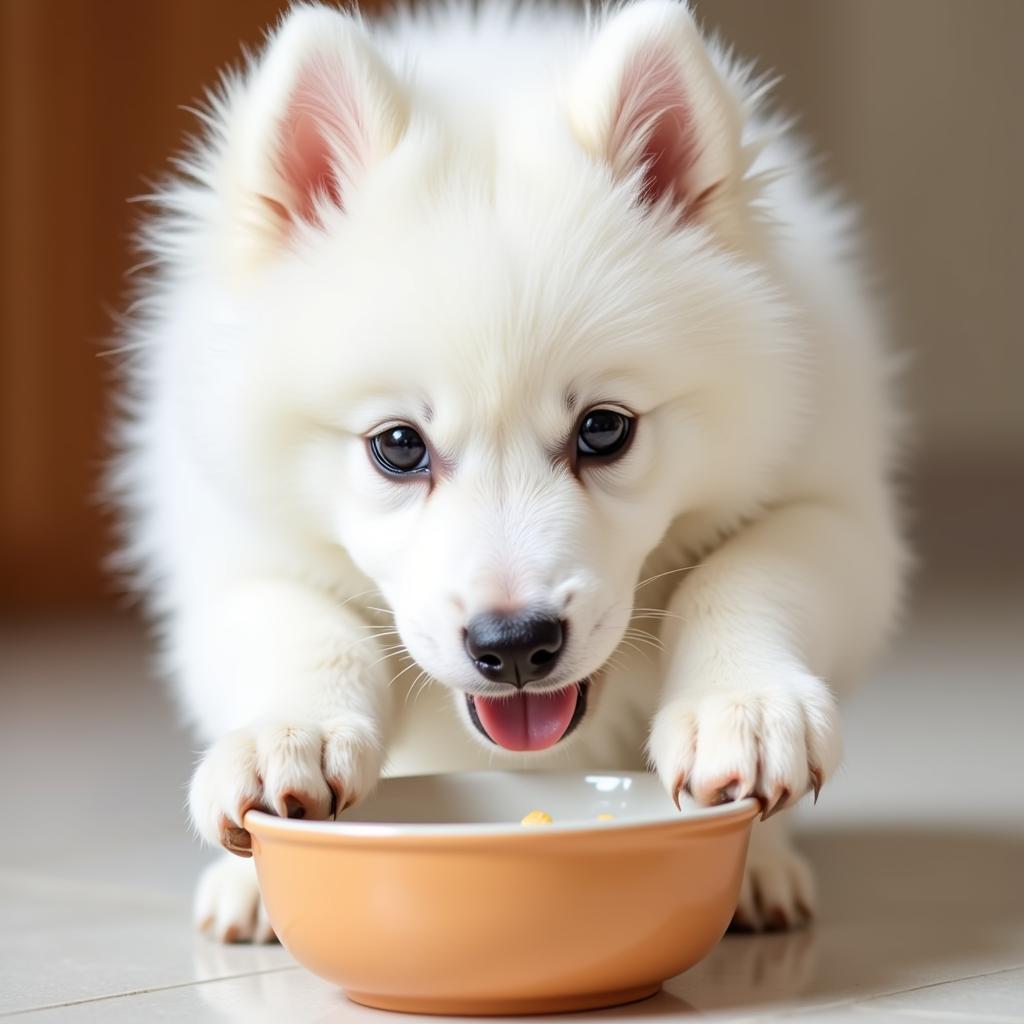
[521,810,553,826]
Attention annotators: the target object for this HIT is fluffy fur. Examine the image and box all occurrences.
[112,0,905,940]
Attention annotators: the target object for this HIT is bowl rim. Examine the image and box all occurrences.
[243,770,760,841]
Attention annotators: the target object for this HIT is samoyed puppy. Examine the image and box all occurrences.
[113,0,905,941]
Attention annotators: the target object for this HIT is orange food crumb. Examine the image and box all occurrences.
[520,810,553,826]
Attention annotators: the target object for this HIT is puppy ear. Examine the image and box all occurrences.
[567,0,743,228]
[220,6,407,264]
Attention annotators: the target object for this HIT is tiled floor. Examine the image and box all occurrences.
[2,578,1022,1022]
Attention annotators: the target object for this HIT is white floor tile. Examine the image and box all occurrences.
[0,871,291,1016]
[854,965,1024,1022]
[1,966,316,1023]
[793,594,1024,831]
[664,828,1024,1014]
[1,615,203,898]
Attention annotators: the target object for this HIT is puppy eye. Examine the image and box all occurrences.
[370,425,429,475]
[577,408,632,458]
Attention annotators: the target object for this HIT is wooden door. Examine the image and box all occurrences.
[1,1,308,608]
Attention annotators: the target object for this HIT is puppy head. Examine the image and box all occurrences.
[180,2,802,752]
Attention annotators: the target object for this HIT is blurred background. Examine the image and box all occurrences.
[1,0,1021,610]
[2,3,1022,1019]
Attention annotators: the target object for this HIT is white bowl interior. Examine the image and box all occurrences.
[338,771,674,827]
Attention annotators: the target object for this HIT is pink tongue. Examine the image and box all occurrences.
[474,687,579,752]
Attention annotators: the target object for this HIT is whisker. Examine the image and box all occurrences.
[633,562,702,593]
[366,645,409,671]
[412,672,434,704]
[618,626,659,643]
[630,610,686,623]
[617,639,655,665]
[622,630,665,652]
[405,670,424,703]
[390,659,425,691]
[625,624,664,637]
[340,631,401,658]
[622,638,663,655]
[340,586,386,609]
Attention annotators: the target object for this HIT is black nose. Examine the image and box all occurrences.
[464,610,565,687]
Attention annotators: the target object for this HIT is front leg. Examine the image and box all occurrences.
[648,500,900,930]
[649,498,901,815]
[181,579,394,942]
[185,579,394,853]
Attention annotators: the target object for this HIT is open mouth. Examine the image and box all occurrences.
[466,681,590,752]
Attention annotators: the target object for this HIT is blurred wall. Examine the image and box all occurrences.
[1,0,293,607]
[697,1,1024,463]
[2,1,1021,609]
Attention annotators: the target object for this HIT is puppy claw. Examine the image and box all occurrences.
[327,779,345,818]
[809,765,823,804]
[671,773,687,810]
[190,720,383,855]
[760,787,790,821]
[219,818,252,858]
[650,671,841,822]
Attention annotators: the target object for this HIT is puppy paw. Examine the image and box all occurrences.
[194,853,276,943]
[189,717,382,854]
[732,827,816,932]
[648,667,840,814]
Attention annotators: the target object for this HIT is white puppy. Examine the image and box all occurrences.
[113,0,905,941]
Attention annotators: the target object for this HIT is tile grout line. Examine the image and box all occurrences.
[13,960,1021,1023]
[851,961,1024,1007]
[854,1007,1024,1024]
[777,962,1024,1021]
[0,965,303,1018]
[753,962,1024,1019]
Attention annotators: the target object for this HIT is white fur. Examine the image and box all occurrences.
[112,0,905,940]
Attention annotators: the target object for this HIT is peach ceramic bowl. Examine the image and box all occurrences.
[246,771,757,1016]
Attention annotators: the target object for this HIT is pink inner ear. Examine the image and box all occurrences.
[282,106,344,223]
[274,63,365,225]
[611,45,700,212]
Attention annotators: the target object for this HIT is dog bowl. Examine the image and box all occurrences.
[246,771,757,1015]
